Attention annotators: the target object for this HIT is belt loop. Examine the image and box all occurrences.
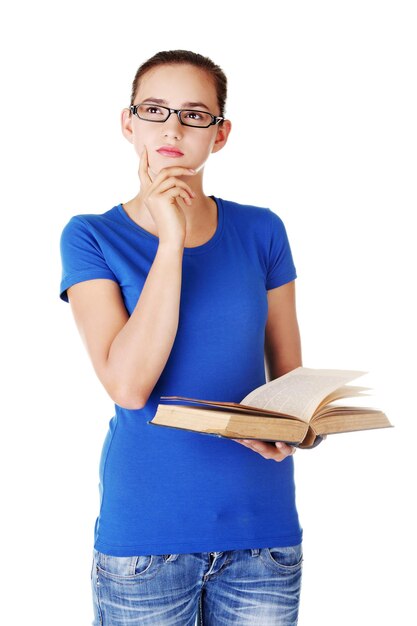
[251,548,260,557]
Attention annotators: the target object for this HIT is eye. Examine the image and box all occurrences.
[137,104,166,120]
[184,111,203,120]
[138,104,164,115]
[146,106,161,114]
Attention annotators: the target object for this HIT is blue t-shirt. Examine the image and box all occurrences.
[59,195,303,556]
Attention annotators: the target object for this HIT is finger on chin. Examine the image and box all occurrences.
[139,146,151,185]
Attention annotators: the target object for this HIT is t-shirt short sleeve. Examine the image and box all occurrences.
[59,216,118,302]
[265,209,297,290]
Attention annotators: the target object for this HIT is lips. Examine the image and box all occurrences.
[157,146,184,157]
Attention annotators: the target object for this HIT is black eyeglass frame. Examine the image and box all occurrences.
[129,103,225,128]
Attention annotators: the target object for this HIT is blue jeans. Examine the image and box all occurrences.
[91,543,303,625]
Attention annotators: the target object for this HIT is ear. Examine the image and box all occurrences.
[211,119,232,155]
[121,108,134,144]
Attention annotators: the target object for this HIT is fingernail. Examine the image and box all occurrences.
[188,168,196,173]
[275,442,284,449]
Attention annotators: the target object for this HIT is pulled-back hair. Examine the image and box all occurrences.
[129,50,227,124]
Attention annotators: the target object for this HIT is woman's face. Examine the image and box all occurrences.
[122,64,230,177]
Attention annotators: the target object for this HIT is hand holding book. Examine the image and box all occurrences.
[231,438,298,462]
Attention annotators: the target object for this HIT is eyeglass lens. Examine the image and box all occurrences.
[136,104,214,127]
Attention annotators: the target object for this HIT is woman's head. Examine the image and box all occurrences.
[121,50,231,177]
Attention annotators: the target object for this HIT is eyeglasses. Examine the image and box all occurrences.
[129,103,224,128]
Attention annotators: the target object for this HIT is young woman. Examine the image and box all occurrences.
[60,49,303,626]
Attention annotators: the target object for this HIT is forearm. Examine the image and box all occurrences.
[265,282,303,382]
[106,243,184,408]
[268,319,302,379]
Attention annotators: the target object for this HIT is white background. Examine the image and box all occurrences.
[1,1,415,624]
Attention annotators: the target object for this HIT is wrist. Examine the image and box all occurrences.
[157,240,185,255]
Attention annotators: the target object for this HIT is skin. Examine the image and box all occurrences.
[69,62,302,462]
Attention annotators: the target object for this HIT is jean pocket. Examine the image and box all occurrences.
[95,550,158,582]
[262,543,303,571]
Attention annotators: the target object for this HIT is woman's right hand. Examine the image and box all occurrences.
[138,146,196,248]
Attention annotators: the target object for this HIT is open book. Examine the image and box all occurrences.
[149,367,392,449]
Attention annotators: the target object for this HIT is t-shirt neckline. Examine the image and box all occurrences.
[116,195,224,255]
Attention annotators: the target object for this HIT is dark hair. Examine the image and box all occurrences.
[129,49,227,125]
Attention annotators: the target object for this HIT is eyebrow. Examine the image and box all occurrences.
[141,97,212,111]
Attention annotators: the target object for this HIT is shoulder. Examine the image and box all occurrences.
[59,207,121,303]
[219,196,288,239]
[220,196,272,220]
[60,205,119,235]
[59,205,122,248]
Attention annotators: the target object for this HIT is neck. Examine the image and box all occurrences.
[122,190,216,239]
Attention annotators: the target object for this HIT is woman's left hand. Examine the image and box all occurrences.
[231,439,296,462]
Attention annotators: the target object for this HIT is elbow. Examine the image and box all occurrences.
[118,398,146,411]
[113,393,146,411]
[109,384,147,410]
[101,367,151,410]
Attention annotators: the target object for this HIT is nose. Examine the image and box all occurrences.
[162,111,183,139]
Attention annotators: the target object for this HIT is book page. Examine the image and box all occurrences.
[314,386,370,414]
[241,367,366,422]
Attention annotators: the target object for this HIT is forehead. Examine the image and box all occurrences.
[136,64,217,109]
